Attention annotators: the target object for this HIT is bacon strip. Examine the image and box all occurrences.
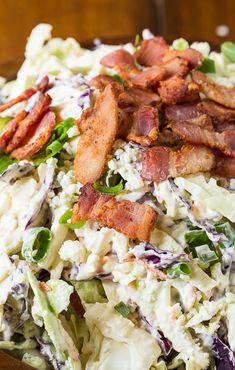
[165,102,200,121]
[197,100,235,123]
[6,93,51,152]
[192,70,235,109]
[171,120,235,157]
[158,76,199,105]
[213,154,235,178]
[163,57,189,79]
[136,36,202,69]
[163,48,203,69]
[127,106,158,145]
[0,110,27,148]
[118,87,161,113]
[0,88,35,113]
[141,144,215,182]
[135,37,169,66]
[10,111,56,160]
[118,65,166,90]
[89,75,121,92]
[75,84,118,184]
[35,75,50,92]
[100,49,135,68]
[72,184,157,241]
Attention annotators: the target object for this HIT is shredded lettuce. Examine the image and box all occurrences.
[175,174,235,222]
[28,270,81,370]
[46,279,74,314]
[0,154,18,174]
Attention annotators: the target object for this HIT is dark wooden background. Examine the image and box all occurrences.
[0,0,235,77]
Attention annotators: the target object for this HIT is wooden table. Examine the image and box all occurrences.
[1,0,235,77]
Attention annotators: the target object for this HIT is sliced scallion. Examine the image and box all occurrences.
[46,140,63,156]
[221,41,235,63]
[54,117,75,141]
[59,209,86,230]
[114,301,130,318]
[93,180,123,194]
[167,263,191,278]
[198,58,216,73]
[22,227,52,263]
[112,74,124,85]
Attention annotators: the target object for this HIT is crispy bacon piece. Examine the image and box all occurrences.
[117,109,133,138]
[89,75,121,92]
[6,93,51,152]
[182,48,203,68]
[136,35,202,69]
[0,88,35,113]
[197,100,235,123]
[192,70,235,108]
[213,154,235,178]
[75,84,118,184]
[135,37,169,66]
[119,65,166,90]
[165,101,201,121]
[127,106,158,145]
[36,75,49,92]
[0,110,27,148]
[167,110,213,131]
[163,57,189,79]
[10,111,56,160]
[118,87,160,109]
[100,49,135,68]
[157,127,180,147]
[212,121,235,133]
[141,144,215,182]
[171,120,235,157]
[158,76,199,105]
[162,48,203,69]
[72,184,157,241]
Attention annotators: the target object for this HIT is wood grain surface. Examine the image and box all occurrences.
[0,351,34,370]
[1,0,235,77]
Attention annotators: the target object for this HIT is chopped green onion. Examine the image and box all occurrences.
[54,117,75,141]
[215,221,235,249]
[221,41,235,63]
[93,180,123,194]
[185,229,213,257]
[46,140,63,156]
[0,154,18,174]
[33,117,75,165]
[22,227,52,263]
[59,209,86,230]
[0,116,11,133]
[172,38,189,51]
[114,301,130,318]
[167,263,191,278]
[112,74,124,85]
[134,34,140,46]
[195,244,218,263]
[198,58,216,73]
